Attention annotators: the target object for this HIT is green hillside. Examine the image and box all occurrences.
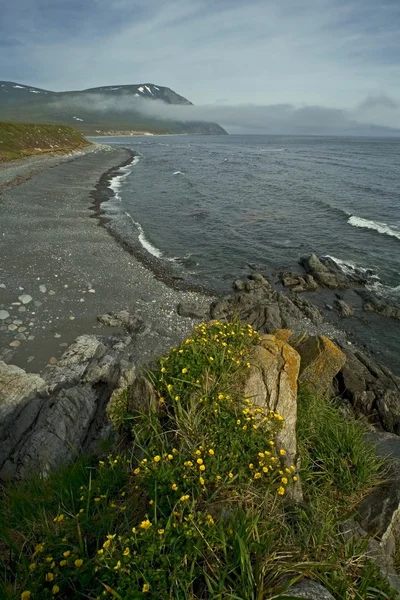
[0,122,91,161]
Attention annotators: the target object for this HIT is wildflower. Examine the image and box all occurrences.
[184,461,193,467]
[143,584,150,593]
[269,440,275,446]
[228,472,233,479]
[237,419,241,425]
[182,368,188,374]
[206,514,215,525]
[107,534,116,540]
[246,362,251,368]
[153,455,161,462]
[197,458,203,465]
[195,450,201,456]
[141,458,148,464]
[149,499,154,505]
[216,475,222,481]
[21,593,31,600]
[218,394,224,400]
[253,424,258,430]
[293,476,298,482]
[52,585,60,595]
[140,519,152,530]
[281,477,288,485]
[278,486,285,496]
[161,367,166,373]
[63,551,71,558]
[99,460,105,466]
[59,560,67,566]
[178,349,183,354]
[199,465,206,472]
[174,395,180,401]
[254,472,262,479]
[243,425,247,430]
[53,514,64,523]
[97,550,103,556]
[171,483,178,491]
[159,397,165,404]
[133,467,140,475]
[158,529,165,535]
[249,463,254,469]
[132,527,137,534]
[29,564,36,571]
[45,573,54,582]
[208,448,214,455]
[94,497,101,502]
[103,540,111,549]
[167,384,173,391]
[179,495,190,502]
[263,466,269,473]
[114,561,121,570]
[209,356,214,361]
[290,465,296,471]
[279,449,287,456]
[258,452,265,458]
[199,476,205,485]
[172,448,178,454]
[167,454,173,460]
[75,559,83,568]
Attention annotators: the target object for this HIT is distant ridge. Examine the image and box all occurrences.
[0,81,227,135]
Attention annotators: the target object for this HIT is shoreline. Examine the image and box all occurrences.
[0,145,212,373]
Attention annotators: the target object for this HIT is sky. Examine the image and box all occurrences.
[1,0,400,131]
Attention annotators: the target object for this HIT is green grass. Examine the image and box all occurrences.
[0,121,91,162]
[0,320,396,600]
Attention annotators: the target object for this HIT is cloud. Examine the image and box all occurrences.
[49,93,400,135]
[358,95,398,111]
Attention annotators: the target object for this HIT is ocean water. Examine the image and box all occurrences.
[93,134,400,298]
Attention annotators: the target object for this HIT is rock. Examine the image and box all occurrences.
[18,294,33,305]
[18,307,26,312]
[13,320,23,325]
[0,283,6,289]
[281,272,318,293]
[126,376,158,416]
[335,347,400,433]
[39,285,47,293]
[0,310,10,320]
[300,254,346,289]
[14,333,26,341]
[9,341,21,348]
[293,335,346,395]
[285,580,335,599]
[233,279,245,291]
[54,333,61,338]
[272,329,293,343]
[17,327,27,333]
[177,300,210,320]
[34,301,42,308]
[0,361,46,419]
[27,356,35,363]
[48,290,56,296]
[334,299,354,317]
[245,337,300,459]
[97,311,144,334]
[49,357,58,365]
[57,335,106,367]
[8,324,18,331]
[358,289,400,320]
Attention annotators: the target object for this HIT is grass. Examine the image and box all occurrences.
[0,320,396,600]
[0,122,90,162]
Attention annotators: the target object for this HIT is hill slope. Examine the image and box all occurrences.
[0,122,91,161]
[0,82,227,135]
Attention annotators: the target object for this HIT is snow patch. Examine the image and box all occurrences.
[144,85,153,95]
[73,116,84,121]
[13,85,25,89]
[138,86,145,92]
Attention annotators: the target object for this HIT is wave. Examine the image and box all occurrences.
[324,255,378,279]
[173,171,184,175]
[348,216,400,241]
[109,156,140,200]
[124,212,163,259]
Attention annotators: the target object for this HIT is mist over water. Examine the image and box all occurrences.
[95,134,400,295]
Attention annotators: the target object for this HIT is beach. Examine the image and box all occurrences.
[0,145,210,372]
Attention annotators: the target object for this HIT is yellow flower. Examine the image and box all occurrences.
[237,419,241,425]
[199,464,206,471]
[103,540,111,549]
[159,397,165,404]
[53,514,64,523]
[52,585,60,595]
[228,472,233,479]
[197,458,203,465]
[258,452,265,458]
[143,584,150,593]
[263,466,269,473]
[94,497,101,502]
[184,461,193,467]
[172,448,178,454]
[174,395,180,401]
[59,560,67,566]
[218,394,224,400]
[158,529,165,535]
[74,559,83,568]
[269,440,275,446]
[140,519,152,529]
[290,465,296,471]
[182,368,188,374]
[167,454,173,460]
[195,450,201,456]
[254,472,262,479]
[114,560,121,570]
[249,463,254,469]
[179,495,190,502]
[278,486,285,496]
[132,527,137,534]
[206,514,215,525]
[293,476,298,482]
[28,563,36,571]
[280,449,287,456]
[208,449,214,456]
[167,384,173,391]
[171,483,178,491]
[161,367,166,373]
[281,477,288,485]
[63,551,70,558]
[133,467,140,475]
[123,547,130,556]
[45,573,54,582]
[21,592,31,600]
[153,455,161,462]
[216,475,222,481]
[97,550,103,556]
[199,477,205,485]
[242,425,247,431]
[178,349,183,354]
[209,356,214,361]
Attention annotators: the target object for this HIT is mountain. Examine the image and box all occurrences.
[0,82,227,135]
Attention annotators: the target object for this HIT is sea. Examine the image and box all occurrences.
[92,134,400,370]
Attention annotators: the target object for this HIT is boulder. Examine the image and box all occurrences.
[334,299,354,318]
[272,329,293,343]
[284,580,335,599]
[300,254,345,289]
[244,336,300,460]
[293,335,346,395]
[281,272,318,293]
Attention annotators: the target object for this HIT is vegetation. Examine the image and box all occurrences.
[0,122,90,162]
[0,320,396,599]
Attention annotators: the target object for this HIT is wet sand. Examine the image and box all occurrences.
[0,145,211,372]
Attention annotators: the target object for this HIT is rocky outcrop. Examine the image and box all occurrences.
[280,272,318,293]
[335,346,400,433]
[0,334,136,481]
[358,289,400,320]
[292,335,346,395]
[334,299,354,317]
[300,254,348,289]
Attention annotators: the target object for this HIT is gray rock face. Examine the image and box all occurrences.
[97,311,144,334]
[300,254,347,289]
[358,289,400,320]
[334,299,354,317]
[177,300,210,320]
[281,272,318,293]
[335,346,400,434]
[285,580,335,599]
[0,334,137,481]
